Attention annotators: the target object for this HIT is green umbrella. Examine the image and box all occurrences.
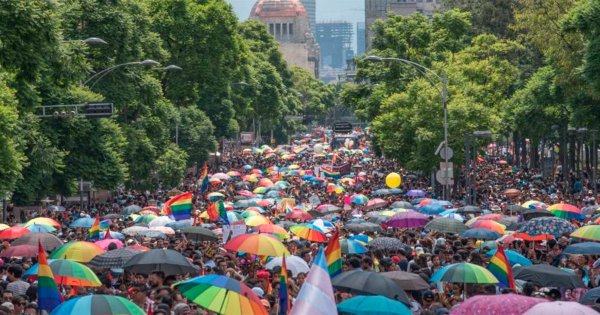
[337,295,412,315]
[430,262,498,284]
[50,295,145,315]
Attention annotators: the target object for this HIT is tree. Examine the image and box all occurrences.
[445,0,518,38]
[177,105,217,165]
[290,66,335,122]
[155,144,188,189]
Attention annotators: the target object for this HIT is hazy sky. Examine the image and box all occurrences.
[226,0,364,24]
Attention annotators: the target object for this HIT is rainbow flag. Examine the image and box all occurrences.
[279,255,290,315]
[290,249,337,315]
[217,200,229,225]
[163,192,193,221]
[200,162,209,193]
[88,216,100,241]
[325,230,342,277]
[487,246,515,290]
[321,167,341,179]
[37,241,62,312]
[207,202,219,221]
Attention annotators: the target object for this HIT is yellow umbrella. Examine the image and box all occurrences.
[244,215,271,227]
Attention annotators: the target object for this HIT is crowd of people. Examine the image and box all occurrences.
[2,128,600,314]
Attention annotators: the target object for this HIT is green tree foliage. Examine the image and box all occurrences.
[0,70,26,197]
[177,106,218,165]
[155,144,188,189]
[290,66,335,118]
[445,0,518,38]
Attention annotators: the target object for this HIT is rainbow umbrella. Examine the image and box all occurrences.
[256,224,288,239]
[470,220,506,234]
[224,234,289,257]
[351,194,369,205]
[25,217,61,228]
[246,206,265,214]
[244,215,271,227]
[0,226,30,239]
[548,203,585,220]
[340,239,368,254]
[26,223,56,233]
[50,241,105,263]
[522,200,548,210]
[257,178,274,187]
[50,295,144,315]
[431,262,498,284]
[240,209,262,219]
[571,225,600,241]
[174,275,267,315]
[290,224,327,242]
[212,173,231,181]
[227,171,241,177]
[134,214,158,224]
[253,187,267,194]
[207,192,226,201]
[23,259,101,287]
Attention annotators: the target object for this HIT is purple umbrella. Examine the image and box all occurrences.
[406,189,425,197]
[383,210,429,228]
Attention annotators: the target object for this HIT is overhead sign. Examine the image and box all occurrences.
[240,132,255,145]
[84,102,113,118]
[333,121,352,133]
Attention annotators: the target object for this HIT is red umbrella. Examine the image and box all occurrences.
[0,245,38,257]
[285,210,312,221]
[0,226,30,239]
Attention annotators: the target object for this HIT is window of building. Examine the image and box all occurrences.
[282,23,288,39]
[275,23,281,39]
[269,24,274,36]
[289,23,294,36]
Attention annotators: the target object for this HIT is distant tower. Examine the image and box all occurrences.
[250,0,320,77]
[356,22,366,56]
[316,21,353,69]
[300,0,316,35]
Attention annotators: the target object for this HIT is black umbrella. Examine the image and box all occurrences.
[563,242,600,255]
[332,269,410,304]
[507,205,530,213]
[580,287,600,304]
[344,223,383,233]
[368,237,407,252]
[522,209,553,220]
[88,248,140,269]
[103,213,121,220]
[390,201,414,209]
[381,271,430,291]
[460,228,502,240]
[513,264,585,288]
[123,249,199,276]
[456,206,482,214]
[180,227,218,242]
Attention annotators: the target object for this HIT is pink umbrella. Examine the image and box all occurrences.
[237,190,255,197]
[523,301,598,315]
[365,198,387,210]
[95,239,123,250]
[450,293,546,315]
[383,210,429,228]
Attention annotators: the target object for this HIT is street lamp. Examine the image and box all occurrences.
[83,59,160,89]
[63,37,108,45]
[362,55,449,199]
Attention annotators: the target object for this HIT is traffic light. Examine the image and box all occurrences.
[84,102,113,118]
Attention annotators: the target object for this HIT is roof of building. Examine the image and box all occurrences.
[251,0,307,18]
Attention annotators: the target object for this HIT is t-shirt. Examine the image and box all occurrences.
[7,280,29,296]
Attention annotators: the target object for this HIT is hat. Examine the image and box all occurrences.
[435,238,446,246]
[256,269,270,279]
[252,287,264,298]
[126,239,135,245]
[391,256,401,263]
[415,247,425,256]
[423,290,435,301]
[173,303,190,315]
[1,302,13,311]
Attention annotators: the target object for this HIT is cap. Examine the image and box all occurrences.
[423,291,435,301]
[173,303,191,315]
[252,287,264,298]
[1,302,13,311]
[391,256,401,264]
[436,238,446,246]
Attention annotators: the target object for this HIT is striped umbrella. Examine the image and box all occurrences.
[340,239,368,254]
[224,234,289,257]
[470,220,506,234]
[431,262,498,284]
[23,259,102,287]
[425,217,467,234]
[548,203,585,220]
[50,295,144,315]
[50,241,105,263]
[256,224,288,239]
[206,192,226,201]
[290,224,327,242]
[571,225,600,241]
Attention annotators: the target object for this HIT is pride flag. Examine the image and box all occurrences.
[163,192,193,221]
[88,216,100,241]
[487,246,515,290]
[321,167,341,179]
[325,230,342,277]
[279,255,290,315]
[217,200,229,225]
[37,242,62,312]
[290,249,337,315]
[207,202,219,221]
[200,162,209,193]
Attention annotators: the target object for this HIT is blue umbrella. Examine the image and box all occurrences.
[460,228,502,240]
[419,204,445,215]
[388,188,403,195]
[165,220,193,230]
[337,295,412,315]
[121,205,141,215]
[373,189,391,196]
[563,242,600,255]
[70,217,95,228]
[432,200,452,207]
[485,249,532,266]
[26,224,56,233]
[100,231,125,240]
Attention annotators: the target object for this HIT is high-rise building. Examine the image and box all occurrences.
[365,0,442,49]
[356,22,366,56]
[300,0,316,35]
[317,21,353,70]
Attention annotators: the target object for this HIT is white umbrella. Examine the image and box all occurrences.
[265,256,309,277]
[148,216,175,228]
[122,226,149,236]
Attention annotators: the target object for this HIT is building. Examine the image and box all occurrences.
[316,21,353,70]
[365,0,442,49]
[300,0,316,36]
[250,0,320,77]
[356,22,366,56]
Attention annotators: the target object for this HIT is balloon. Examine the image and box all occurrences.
[314,144,324,154]
[386,172,401,188]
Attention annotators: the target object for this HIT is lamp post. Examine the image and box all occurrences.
[83,59,160,89]
[363,55,450,200]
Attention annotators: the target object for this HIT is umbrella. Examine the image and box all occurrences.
[123,249,198,276]
[122,205,142,215]
[419,204,445,215]
[580,287,600,304]
[24,223,56,233]
[571,225,600,241]
[0,226,30,239]
[256,224,288,239]
[311,219,335,232]
[504,188,521,198]
[245,215,271,227]
[337,295,412,315]
[141,206,161,214]
[381,271,429,291]
[50,295,145,315]
[211,173,231,181]
[513,264,584,288]
[290,224,327,242]
[485,249,532,266]
[548,203,585,220]
[522,209,554,220]
[368,237,407,252]
[25,217,61,227]
[224,234,289,257]
[95,239,123,250]
[340,239,368,254]
[285,210,312,221]
[351,194,369,205]
[23,259,101,287]
[507,205,531,213]
[148,216,174,228]
[137,230,167,239]
[50,241,105,263]
[70,217,96,228]
[390,201,414,209]
[0,245,37,257]
[332,269,410,304]
[523,301,598,315]
[0,224,8,231]
[470,220,506,234]
[516,217,576,238]
[165,220,193,230]
[345,223,383,233]
[406,189,425,197]
[316,204,341,213]
[181,227,218,242]
[13,233,63,251]
[365,198,387,210]
[456,205,483,214]
[522,200,549,210]
[174,275,267,315]
[425,217,467,234]
[265,256,310,276]
[122,226,149,236]
[564,242,600,255]
[430,262,498,284]
[103,214,121,220]
[88,248,140,269]
[450,294,546,315]
[383,211,429,228]
[460,228,502,240]
[134,214,158,224]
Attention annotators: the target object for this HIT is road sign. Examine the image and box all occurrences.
[333,121,352,133]
[84,102,113,118]
[439,147,454,160]
[436,170,454,185]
